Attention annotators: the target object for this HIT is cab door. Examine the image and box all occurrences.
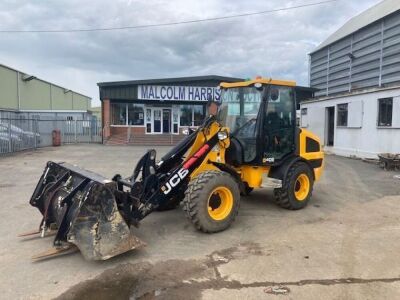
[263,86,296,164]
[230,89,262,163]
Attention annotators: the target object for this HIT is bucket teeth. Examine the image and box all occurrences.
[31,245,78,261]
[18,229,57,238]
[18,229,40,237]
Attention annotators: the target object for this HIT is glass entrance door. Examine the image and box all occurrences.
[153,109,162,133]
[162,109,171,133]
[146,109,152,133]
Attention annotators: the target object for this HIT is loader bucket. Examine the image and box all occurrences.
[27,161,144,260]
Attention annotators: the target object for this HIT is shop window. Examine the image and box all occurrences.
[337,103,348,127]
[128,104,144,125]
[378,98,392,127]
[110,103,127,125]
[193,105,205,126]
[180,105,192,126]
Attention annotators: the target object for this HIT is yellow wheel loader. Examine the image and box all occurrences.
[23,77,324,260]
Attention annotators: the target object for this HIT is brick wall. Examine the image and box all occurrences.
[110,126,145,135]
[102,99,110,138]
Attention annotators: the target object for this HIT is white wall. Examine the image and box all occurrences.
[300,87,400,158]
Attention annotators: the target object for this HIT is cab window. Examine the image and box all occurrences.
[264,86,295,161]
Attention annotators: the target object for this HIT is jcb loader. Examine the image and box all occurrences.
[22,77,324,260]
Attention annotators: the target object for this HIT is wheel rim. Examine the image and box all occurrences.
[294,173,310,201]
[207,186,234,221]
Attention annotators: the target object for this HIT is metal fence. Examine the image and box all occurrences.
[0,118,102,155]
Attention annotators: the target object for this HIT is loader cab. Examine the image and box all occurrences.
[218,78,297,166]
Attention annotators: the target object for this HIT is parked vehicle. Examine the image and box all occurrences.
[23,77,325,261]
[0,129,23,150]
[0,122,40,149]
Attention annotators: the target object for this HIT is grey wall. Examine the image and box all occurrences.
[310,10,400,97]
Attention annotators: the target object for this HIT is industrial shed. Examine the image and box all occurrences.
[0,64,92,120]
[302,0,400,158]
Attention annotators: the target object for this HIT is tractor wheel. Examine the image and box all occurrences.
[274,162,314,210]
[182,170,240,233]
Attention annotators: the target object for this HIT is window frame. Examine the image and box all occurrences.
[336,103,348,127]
[377,98,393,127]
[110,102,128,126]
[127,103,145,126]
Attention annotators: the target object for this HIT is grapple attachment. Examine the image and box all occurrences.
[25,161,144,260]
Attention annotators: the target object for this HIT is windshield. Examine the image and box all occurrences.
[217,87,262,136]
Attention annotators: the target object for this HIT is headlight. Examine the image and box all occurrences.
[217,131,228,140]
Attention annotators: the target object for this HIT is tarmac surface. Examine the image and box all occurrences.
[0,144,400,300]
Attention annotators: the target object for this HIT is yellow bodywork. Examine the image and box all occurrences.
[188,121,229,178]
[298,128,325,181]
[186,125,323,190]
[238,166,269,188]
[185,77,324,189]
[220,78,296,88]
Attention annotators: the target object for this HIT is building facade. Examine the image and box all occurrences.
[302,0,400,158]
[0,64,92,120]
[98,75,242,144]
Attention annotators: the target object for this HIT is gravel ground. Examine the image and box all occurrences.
[0,144,399,300]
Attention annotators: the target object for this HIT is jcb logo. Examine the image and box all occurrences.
[162,168,189,195]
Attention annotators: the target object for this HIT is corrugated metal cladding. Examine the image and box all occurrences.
[310,9,400,97]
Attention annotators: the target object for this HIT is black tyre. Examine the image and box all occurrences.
[274,162,314,210]
[182,170,240,233]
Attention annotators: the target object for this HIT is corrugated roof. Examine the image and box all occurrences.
[311,0,400,53]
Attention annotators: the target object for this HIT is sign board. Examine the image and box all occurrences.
[138,85,221,102]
